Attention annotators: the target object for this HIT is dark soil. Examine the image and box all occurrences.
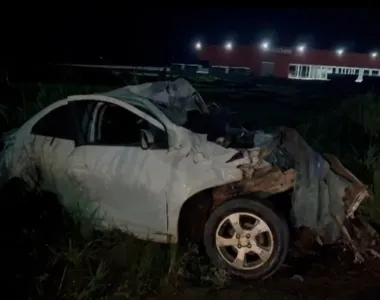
[156,254,380,300]
[1,180,380,300]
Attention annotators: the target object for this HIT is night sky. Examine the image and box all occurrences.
[4,8,380,65]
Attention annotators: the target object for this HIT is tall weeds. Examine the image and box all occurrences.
[1,82,380,299]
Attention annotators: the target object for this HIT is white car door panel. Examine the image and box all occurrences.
[33,136,75,191]
[67,145,170,241]
[67,100,171,242]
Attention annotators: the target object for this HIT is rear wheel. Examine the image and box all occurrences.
[204,198,289,279]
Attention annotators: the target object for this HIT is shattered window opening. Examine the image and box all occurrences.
[75,102,168,149]
[70,100,98,143]
[31,104,75,140]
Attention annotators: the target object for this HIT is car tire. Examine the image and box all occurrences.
[204,198,289,279]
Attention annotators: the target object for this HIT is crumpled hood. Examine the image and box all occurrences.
[172,125,252,167]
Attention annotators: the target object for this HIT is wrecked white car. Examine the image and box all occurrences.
[0,79,371,279]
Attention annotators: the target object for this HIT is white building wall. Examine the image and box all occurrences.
[288,64,380,82]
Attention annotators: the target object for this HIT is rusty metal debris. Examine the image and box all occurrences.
[210,127,378,263]
[323,154,378,263]
[212,164,296,207]
[324,153,370,219]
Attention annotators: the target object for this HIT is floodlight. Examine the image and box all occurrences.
[261,41,269,50]
[336,48,344,56]
[297,44,306,53]
[225,41,233,51]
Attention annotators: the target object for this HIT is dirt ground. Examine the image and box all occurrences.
[1,181,379,299]
[155,250,380,300]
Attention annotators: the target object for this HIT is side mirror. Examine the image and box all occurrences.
[140,129,155,150]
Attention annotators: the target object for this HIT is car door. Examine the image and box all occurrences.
[66,100,172,242]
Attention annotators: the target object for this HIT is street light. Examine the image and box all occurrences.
[260,41,269,51]
[371,51,378,58]
[297,44,306,53]
[336,48,344,56]
[225,41,233,51]
[195,41,202,50]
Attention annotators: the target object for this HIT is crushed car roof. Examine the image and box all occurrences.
[98,78,208,126]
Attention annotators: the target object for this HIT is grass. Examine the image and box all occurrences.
[1,81,380,299]
[3,184,230,300]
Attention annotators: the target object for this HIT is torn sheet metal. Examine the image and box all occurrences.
[279,127,369,243]
[214,125,370,244]
[212,165,297,208]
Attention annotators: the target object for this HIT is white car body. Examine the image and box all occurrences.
[0,80,258,243]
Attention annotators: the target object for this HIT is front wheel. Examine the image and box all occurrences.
[204,198,289,279]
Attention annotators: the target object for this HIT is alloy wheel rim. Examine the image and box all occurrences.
[215,212,274,270]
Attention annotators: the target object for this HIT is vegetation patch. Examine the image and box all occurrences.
[1,81,380,299]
